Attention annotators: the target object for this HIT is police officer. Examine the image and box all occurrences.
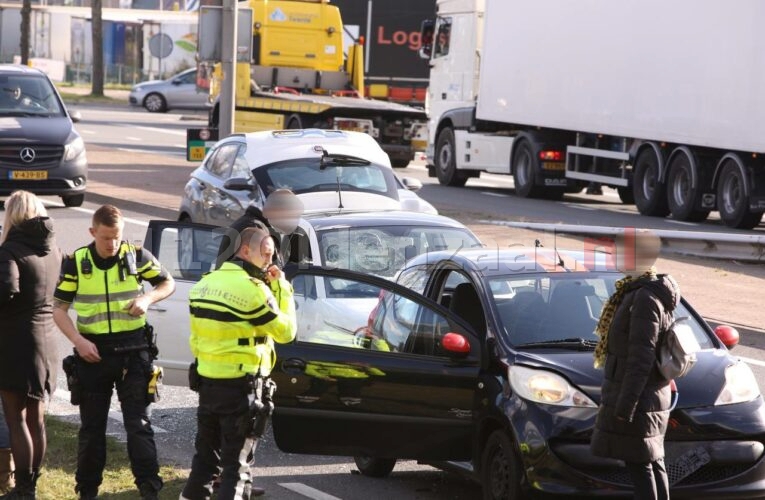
[52,205,176,500]
[181,225,296,500]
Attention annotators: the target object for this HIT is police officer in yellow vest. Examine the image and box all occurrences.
[181,224,296,500]
[53,205,176,500]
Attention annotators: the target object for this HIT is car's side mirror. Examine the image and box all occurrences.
[70,110,82,123]
[223,177,254,191]
[401,176,423,192]
[442,332,470,358]
[714,325,739,349]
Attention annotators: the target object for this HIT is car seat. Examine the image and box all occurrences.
[498,291,547,345]
[542,282,598,339]
[448,283,486,336]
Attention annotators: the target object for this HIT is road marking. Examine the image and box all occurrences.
[126,136,142,141]
[562,203,596,211]
[66,204,149,227]
[279,483,341,500]
[117,147,185,157]
[666,219,698,226]
[134,125,187,137]
[82,130,96,135]
[482,191,510,197]
[741,356,765,368]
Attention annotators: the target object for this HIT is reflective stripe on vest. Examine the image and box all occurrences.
[190,262,278,379]
[73,244,144,335]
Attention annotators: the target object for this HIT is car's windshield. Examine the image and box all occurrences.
[252,158,399,199]
[0,74,64,117]
[318,225,480,278]
[490,273,714,349]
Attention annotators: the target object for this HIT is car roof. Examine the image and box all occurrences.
[231,129,392,168]
[405,248,622,276]
[301,210,474,231]
[0,65,46,76]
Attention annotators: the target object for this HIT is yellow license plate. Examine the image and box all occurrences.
[188,147,207,161]
[10,170,48,180]
[541,161,565,171]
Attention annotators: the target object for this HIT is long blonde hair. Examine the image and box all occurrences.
[1,190,47,243]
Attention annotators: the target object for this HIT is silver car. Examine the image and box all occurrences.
[178,129,438,227]
[129,68,210,113]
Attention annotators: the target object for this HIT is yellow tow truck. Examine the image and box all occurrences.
[190,0,427,168]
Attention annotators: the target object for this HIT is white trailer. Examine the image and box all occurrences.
[422,0,765,229]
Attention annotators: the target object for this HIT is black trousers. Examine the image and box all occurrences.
[626,458,670,500]
[75,349,161,494]
[182,377,258,500]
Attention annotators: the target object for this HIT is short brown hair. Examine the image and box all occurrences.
[92,204,123,227]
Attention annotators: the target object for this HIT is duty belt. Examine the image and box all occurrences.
[83,331,148,355]
[237,337,269,346]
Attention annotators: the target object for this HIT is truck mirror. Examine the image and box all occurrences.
[419,19,434,60]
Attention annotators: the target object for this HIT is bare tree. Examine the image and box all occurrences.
[91,0,104,96]
[20,0,30,64]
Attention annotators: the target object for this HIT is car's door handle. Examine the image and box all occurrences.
[282,358,306,372]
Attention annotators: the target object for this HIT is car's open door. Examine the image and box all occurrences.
[271,267,483,463]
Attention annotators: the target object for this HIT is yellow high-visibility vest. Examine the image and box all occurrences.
[189,261,296,379]
[71,243,144,334]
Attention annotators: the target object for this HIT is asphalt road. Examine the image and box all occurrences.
[20,104,765,499]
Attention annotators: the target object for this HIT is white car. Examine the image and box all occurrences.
[177,128,437,227]
[144,211,482,385]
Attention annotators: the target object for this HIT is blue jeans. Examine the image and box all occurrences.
[0,398,9,448]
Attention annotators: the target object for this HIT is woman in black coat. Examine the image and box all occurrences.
[591,231,680,500]
[0,190,61,498]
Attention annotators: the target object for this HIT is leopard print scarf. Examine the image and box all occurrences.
[593,267,657,369]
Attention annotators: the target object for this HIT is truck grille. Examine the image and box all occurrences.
[0,144,64,168]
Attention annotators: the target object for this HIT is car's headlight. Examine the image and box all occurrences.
[64,135,85,162]
[509,365,597,407]
[715,361,761,406]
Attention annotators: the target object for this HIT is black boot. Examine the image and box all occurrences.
[0,470,35,500]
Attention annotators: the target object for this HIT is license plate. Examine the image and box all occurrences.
[672,446,711,484]
[9,170,47,180]
[542,161,565,171]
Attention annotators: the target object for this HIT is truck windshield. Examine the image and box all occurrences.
[253,158,399,199]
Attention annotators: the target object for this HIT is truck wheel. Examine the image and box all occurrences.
[481,430,524,500]
[633,147,669,217]
[353,456,396,478]
[666,150,710,222]
[435,128,468,186]
[513,141,542,198]
[286,115,302,129]
[717,159,764,229]
[391,159,411,168]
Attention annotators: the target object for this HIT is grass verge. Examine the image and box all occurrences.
[38,417,186,499]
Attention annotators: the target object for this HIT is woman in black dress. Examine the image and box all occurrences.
[0,190,61,498]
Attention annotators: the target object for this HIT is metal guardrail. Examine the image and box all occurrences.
[479,221,765,263]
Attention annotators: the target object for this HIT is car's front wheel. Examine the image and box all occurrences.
[353,456,396,478]
[143,93,167,113]
[481,430,524,500]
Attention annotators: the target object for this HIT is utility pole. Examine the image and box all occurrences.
[218,0,237,139]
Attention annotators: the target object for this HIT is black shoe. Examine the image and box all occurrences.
[250,486,265,497]
[138,483,159,500]
[75,486,98,500]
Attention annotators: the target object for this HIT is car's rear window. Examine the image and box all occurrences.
[253,158,399,199]
[0,74,64,117]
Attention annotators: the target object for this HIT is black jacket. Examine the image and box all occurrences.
[590,274,681,463]
[0,217,61,398]
[215,206,283,269]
